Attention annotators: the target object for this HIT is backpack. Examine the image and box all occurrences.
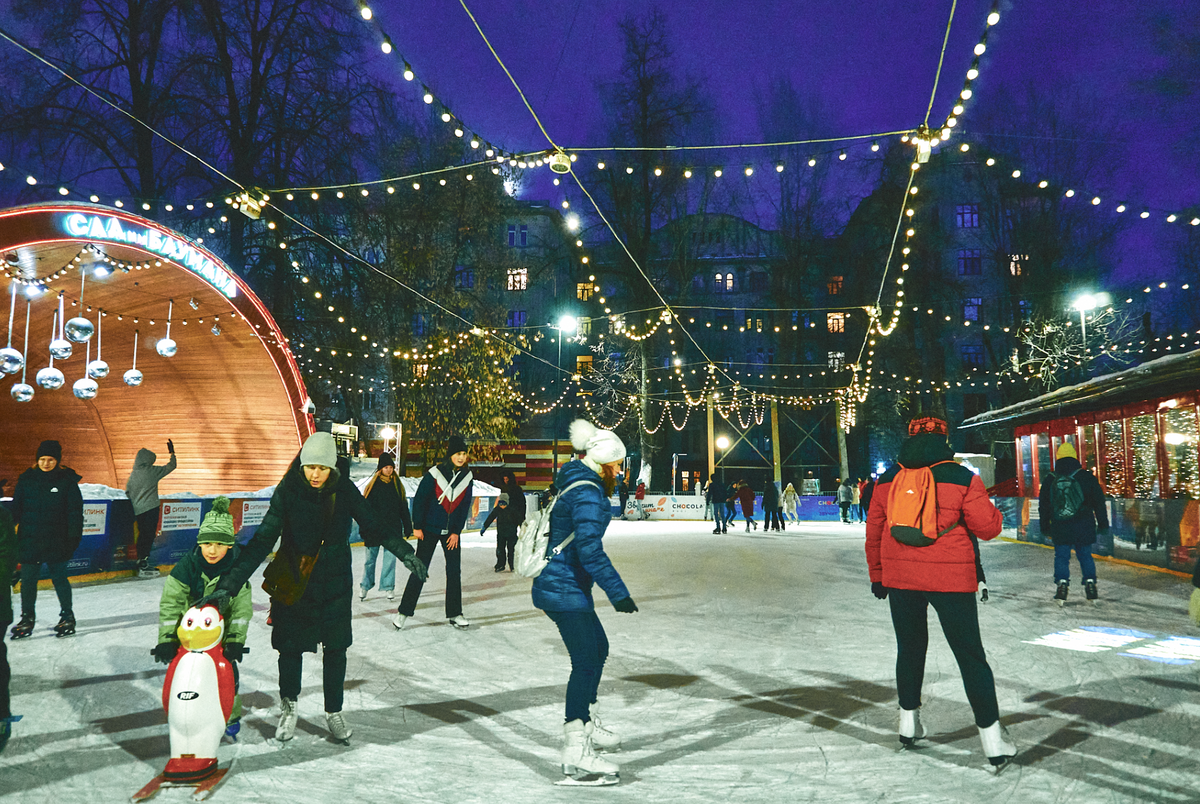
[886,461,957,547]
[513,480,601,578]
[1050,469,1085,520]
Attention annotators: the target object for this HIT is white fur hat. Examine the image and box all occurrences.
[569,419,626,465]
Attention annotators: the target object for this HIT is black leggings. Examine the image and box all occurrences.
[278,648,347,713]
[887,588,999,727]
[134,508,160,562]
[19,561,72,618]
[545,610,608,723]
[0,636,9,719]
[399,533,462,618]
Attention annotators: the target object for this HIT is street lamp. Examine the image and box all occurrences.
[552,315,579,473]
[715,436,730,485]
[1072,294,1096,342]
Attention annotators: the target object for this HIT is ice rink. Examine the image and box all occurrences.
[2,519,1198,803]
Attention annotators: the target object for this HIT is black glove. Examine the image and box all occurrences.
[613,597,639,613]
[167,439,175,455]
[153,641,178,665]
[222,642,246,662]
[196,589,231,616]
[871,582,889,600]
[403,553,428,582]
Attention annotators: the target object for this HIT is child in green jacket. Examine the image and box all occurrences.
[154,496,252,739]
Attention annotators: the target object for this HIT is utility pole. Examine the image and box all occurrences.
[835,396,849,483]
[706,394,715,480]
[770,399,782,484]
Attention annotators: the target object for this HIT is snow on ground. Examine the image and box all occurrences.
[3,519,1199,803]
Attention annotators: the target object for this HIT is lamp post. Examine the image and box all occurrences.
[1072,293,1098,343]
[715,436,730,486]
[671,453,689,495]
[551,314,578,474]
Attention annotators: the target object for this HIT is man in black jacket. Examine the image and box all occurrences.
[1038,443,1109,605]
[481,470,526,572]
[10,440,83,639]
[708,475,728,534]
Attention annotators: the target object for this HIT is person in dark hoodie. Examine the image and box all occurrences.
[359,453,413,601]
[1038,442,1109,605]
[393,435,474,630]
[124,441,177,577]
[10,440,83,640]
[481,469,526,572]
[533,419,637,784]
[708,474,728,534]
[0,501,17,752]
[202,432,426,745]
[762,479,781,532]
[865,416,1014,769]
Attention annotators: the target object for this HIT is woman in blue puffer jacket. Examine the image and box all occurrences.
[532,419,638,784]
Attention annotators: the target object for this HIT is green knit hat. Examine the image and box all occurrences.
[197,496,236,546]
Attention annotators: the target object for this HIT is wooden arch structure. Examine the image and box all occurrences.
[0,203,312,495]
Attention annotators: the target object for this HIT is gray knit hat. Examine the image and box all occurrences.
[197,496,236,546]
[299,432,337,468]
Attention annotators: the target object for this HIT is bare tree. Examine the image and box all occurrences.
[1002,306,1140,392]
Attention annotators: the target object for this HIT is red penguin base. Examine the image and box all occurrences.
[164,755,219,782]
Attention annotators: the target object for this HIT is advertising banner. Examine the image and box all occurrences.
[160,501,203,531]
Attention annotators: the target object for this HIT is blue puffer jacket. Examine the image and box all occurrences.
[531,460,630,612]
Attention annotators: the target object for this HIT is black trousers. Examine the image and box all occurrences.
[888,588,1000,727]
[494,524,518,569]
[545,609,608,723]
[278,648,347,713]
[764,507,783,530]
[0,634,9,719]
[399,532,462,618]
[19,561,72,618]
[134,508,160,562]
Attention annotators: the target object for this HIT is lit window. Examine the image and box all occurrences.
[714,272,734,293]
[1009,254,1026,276]
[828,351,846,370]
[827,312,845,333]
[506,267,528,291]
[827,275,843,295]
[576,355,593,375]
[577,282,594,301]
[955,203,980,228]
[957,249,982,275]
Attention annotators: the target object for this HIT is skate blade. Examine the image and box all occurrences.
[557,772,619,786]
[987,753,1017,775]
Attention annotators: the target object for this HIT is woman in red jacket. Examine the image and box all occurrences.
[736,481,757,532]
[864,417,1015,769]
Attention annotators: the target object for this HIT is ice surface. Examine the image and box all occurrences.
[3,520,1199,803]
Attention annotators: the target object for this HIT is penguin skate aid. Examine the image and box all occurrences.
[133,605,238,801]
[532,420,640,786]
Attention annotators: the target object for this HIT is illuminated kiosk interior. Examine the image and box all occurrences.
[0,203,312,495]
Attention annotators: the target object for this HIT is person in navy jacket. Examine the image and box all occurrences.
[532,419,637,782]
[393,435,473,630]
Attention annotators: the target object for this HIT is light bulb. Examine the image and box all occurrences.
[838,150,846,160]
[381,40,392,54]
[967,68,979,80]
[403,66,414,81]
[870,141,879,152]
[360,5,372,20]
[988,11,1000,25]
[423,93,433,104]
[961,88,973,100]
[974,43,986,56]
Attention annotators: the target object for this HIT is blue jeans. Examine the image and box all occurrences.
[544,609,608,723]
[361,545,396,592]
[1054,543,1096,583]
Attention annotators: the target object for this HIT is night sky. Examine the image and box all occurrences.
[372,0,1196,240]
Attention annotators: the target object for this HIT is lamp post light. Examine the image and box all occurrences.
[552,314,578,474]
[715,435,730,485]
[1072,294,1097,342]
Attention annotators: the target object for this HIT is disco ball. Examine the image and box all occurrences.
[65,316,95,342]
[49,338,73,360]
[36,366,65,389]
[0,346,23,375]
[156,337,177,358]
[72,377,99,400]
[87,359,110,379]
[10,382,33,402]
[123,368,144,386]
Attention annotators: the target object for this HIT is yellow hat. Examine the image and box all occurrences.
[1056,442,1077,460]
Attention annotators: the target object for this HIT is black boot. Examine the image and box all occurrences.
[54,611,76,638]
[10,613,34,640]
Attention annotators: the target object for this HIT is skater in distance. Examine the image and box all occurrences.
[532,419,638,785]
[125,440,178,577]
[1038,442,1109,606]
[865,415,1016,769]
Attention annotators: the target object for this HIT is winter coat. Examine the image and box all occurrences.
[865,433,1002,593]
[781,486,798,508]
[362,472,413,538]
[1037,456,1109,546]
[861,479,876,513]
[411,463,473,535]
[12,464,83,564]
[708,479,728,508]
[837,483,854,504]
[159,544,252,646]
[124,449,177,517]
[635,483,645,501]
[0,505,15,629]
[532,459,630,612]
[220,456,414,654]
[737,485,755,516]
[762,481,780,509]
[481,482,526,535]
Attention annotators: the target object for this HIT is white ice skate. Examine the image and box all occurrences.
[276,697,298,742]
[588,703,621,750]
[326,711,352,744]
[449,614,471,629]
[898,707,925,748]
[558,719,619,786]
[392,612,408,630]
[978,721,1017,772]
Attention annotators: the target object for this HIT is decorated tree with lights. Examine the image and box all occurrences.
[1000,305,1140,392]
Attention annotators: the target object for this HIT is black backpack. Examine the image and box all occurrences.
[1051,469,1085,520]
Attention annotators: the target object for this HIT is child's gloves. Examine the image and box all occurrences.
[153,642,178,664]
[196,589,231,616]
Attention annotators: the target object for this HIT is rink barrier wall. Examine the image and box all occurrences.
[992,496,1199,574]
[609,494,842,521]
[1,492,502,582]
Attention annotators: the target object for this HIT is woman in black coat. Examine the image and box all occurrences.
[10,440,82,639]
[209,433,426,744]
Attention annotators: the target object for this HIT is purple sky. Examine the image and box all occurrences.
[370,0,1195,270]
